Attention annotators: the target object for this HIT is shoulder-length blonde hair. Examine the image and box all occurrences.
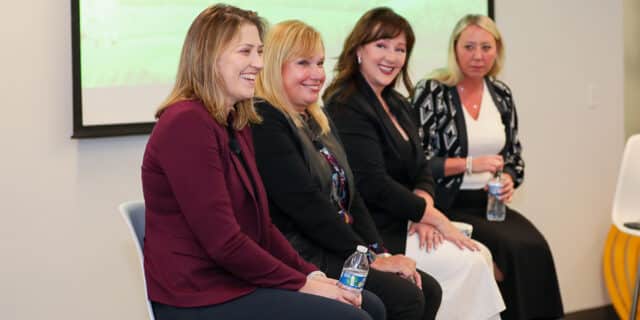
[256,20,329,134]
[323,7,415,102]
[156,4,266,129]
[430,14,505,86]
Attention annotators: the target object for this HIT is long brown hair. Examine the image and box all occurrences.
[256,20,330,135]
[156,4,266,129]
[323,7,415,102]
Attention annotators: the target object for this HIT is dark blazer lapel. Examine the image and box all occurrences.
[448,84,468,157]
[352,81,403,157]
[485,78,508,115]
[229,131,257,202]
[389,94,418,145]
[387,93,429,179]
[485,78,511,132]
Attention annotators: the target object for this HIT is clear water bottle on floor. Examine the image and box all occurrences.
[487,171,506,221]
[338,245,369,293]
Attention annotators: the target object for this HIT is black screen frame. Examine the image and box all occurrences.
[70,0,495,138]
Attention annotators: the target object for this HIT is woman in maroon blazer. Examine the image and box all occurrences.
[140,4,383,320]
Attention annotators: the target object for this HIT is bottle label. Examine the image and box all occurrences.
[488,181,502,196]
[338,269,367,291]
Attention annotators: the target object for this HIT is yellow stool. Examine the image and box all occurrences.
[604,225,640,319]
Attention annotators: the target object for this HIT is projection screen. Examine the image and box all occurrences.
[71,0,493,138]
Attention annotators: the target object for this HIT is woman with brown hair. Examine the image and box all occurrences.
[141,4,384,320]
[324,7,505,320]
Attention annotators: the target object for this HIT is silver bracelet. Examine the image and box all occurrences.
[465,156,473,175]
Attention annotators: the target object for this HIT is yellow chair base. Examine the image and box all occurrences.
[604,225,640,319]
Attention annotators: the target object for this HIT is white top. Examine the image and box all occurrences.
[460,81,506,190]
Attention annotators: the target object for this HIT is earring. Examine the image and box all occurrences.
[357,55,362,64]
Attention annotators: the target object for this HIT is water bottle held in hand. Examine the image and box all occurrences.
[338,245,369,293]
[487,171,506,221]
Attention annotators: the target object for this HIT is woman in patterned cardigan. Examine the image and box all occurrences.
[411,14,563,320]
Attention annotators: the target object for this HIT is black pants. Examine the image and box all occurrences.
[363,269,442,320]
[451,190,563,320]
[289,233,441,320]
[151,288,385,320]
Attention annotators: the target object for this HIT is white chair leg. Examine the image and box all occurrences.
[631,256,640,320]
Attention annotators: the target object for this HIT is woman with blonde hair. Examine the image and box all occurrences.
[412,14,563,319]
[324,7,505,320]
[253,19,441,320]
[141,5,383,320]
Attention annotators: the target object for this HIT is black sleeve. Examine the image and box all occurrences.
[329,103,427,223]
[348,190,385,247]
[495,81,525,188]
[252,105,368,259]
[412,79,447,179]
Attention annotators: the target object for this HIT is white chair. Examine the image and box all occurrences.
[612,134,640,320]
[119,200,155,320]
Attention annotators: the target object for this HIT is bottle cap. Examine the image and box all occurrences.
[356,245,368,253]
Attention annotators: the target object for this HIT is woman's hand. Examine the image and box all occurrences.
[472,155,504,174]
[413,190,478,251]
[312,275,339,286]
[299,277,362,307]
[436,218,479,251]
[499,173,515,203]
[370,254,422,288]
[408,222,443,251]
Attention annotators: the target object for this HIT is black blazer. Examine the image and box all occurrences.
[252,100,385,276]
[411,78,525,210]
[325,75,435,254]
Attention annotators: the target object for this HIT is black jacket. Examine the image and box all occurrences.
[252,100,384,276]
[412,78,525,210]
[325,75,435,254]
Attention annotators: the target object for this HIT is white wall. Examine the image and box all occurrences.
[0,1,149,319]
[495,0,624,312]
[0,0,623,318]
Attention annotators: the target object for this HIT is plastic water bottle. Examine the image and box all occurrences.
[486,171,506,221]
[338,245,369,293]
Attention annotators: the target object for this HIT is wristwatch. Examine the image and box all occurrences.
[368,250,391,263]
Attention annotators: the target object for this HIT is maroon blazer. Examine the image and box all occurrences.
[141,100,317,307]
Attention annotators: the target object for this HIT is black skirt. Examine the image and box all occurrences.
[450,190,564,320]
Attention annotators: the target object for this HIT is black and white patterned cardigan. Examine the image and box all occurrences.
[411,77,525,210]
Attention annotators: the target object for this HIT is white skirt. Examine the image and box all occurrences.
[405,229,505,320]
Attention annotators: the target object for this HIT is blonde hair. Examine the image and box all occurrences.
[156,4,265,129]
[323,7,415,102]
[256,20,330,134]
[430,14,504,86]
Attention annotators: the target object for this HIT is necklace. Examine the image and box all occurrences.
[457,85,480,110]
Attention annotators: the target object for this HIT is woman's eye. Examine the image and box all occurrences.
[376,43,386,49]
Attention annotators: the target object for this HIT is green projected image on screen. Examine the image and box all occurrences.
[79,0,488,89]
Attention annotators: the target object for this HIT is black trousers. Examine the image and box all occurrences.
[451,190,564,320]
[363,269,442,320]
[292,233,442,320]
[322,260,441,320]
[151,288,385,320]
